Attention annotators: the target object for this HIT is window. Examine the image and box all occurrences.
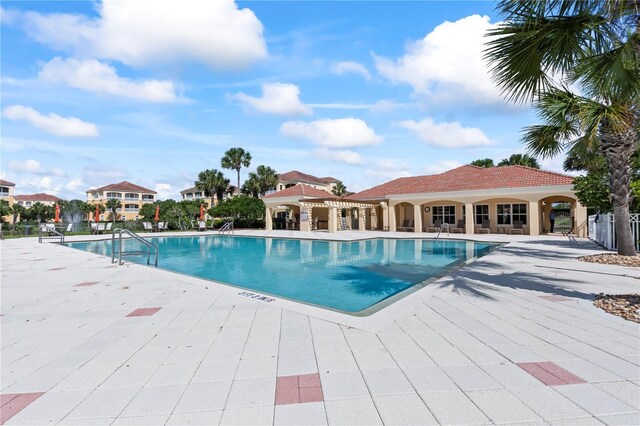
[474,205,489,225]
[433,205,456,225]
[142,195,154,201]
[194,192,202,198]
[124,193,139,201]
[106,192,121,199]
[512,203,527,225]
[26,201,32,207]
[497,203,527,226]
[0,187,9,197]
[124,204,139,212]
[93,192,100,198]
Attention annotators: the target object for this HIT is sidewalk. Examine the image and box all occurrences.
[1,233,638,425]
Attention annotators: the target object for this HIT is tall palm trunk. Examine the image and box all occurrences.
[236,169,240,195]
[600,119,637,256]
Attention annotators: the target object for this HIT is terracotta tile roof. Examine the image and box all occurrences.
[279,171,340,185]
[350,165,574,200]
[0,179,15,187]
[87,181,157,194]
[262,184,335,199]
[14,193,63,202]
[180,187,200,194]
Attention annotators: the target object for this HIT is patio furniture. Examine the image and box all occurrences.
[477,219,491,234]
[397,219,414,232]
[311,217,319,231]
[105,222,113,233]
[450,219,465,233]
[143,222,154,232]
[425,220,442,232]
[157,221,169,232]
[197,220,207,231]
[510,220,525,235]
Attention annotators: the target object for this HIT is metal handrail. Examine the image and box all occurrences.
[111,227,158,266]
[219,221,234,235]
[434,223,450,241]
[38,224,65,244]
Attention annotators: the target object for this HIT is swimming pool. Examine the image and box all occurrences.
[66,236,498,314]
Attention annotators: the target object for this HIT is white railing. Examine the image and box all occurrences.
[588,213,640,251]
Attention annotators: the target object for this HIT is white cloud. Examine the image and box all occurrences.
[39,57,179,103]
[397,117,493,148]
[9,159,43,174]
[232,83,311,116]
[66,178,84,192]
[374,15,505,106]
[20,0,266,70]
[331,61,371,80]
[0,6,19,25]
[2,105,99,137]
[424,160,464,174]
[314,148,364,165]
[154,183,175,200]
[280,118,382,148]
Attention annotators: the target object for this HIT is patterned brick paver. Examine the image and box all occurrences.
[126,307,162,317]
[275,374,323,405]
[0,392,44,424]
[517,361,587,386]
[538,295,572,302]
[75,281,99,287]
[47,267,66,271]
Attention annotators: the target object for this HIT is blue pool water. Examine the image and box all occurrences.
[66,236,498,314]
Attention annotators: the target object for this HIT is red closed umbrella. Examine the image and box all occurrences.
[199,204,204,220]
[94,204,100,222]
[154,205,160,221]
[54,203,60,223]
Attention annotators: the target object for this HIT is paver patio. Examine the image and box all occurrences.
[1,231,638,425]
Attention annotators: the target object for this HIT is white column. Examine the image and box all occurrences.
[528,201,540,236]
[328,207,338,233]
[265,207,273,230]
[465,203,474,234]
[381,202,389,231]
[300,207,311,232]
[413,204,423,233]
[574,199,587,237]
[358,208,366,231]
[389,203,397,232]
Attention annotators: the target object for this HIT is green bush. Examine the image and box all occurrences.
[208,195,265,229]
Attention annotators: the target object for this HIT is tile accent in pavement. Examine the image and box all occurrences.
[0,392,45,424]
[75,281,99,287]
[125,307,162,317]
[517,361,587,386]
[275,373,324,405]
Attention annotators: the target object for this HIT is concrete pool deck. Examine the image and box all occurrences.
[1,231,639,425]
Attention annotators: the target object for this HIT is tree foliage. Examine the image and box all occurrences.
[497,153,541,168]
[221,147,252,193]
[332,182,348,197]
[485,0,640,255]
[209,195,265,228]
[470,158,495,168]
[195,169,230,203]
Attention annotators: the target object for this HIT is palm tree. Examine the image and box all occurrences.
[221,147,252,193]
[470,158,495,168]
[241,175,262,198]
[332,182,348,197]
[105,199,122,224]
[29,202,54,224]
[498,153,541,169]
[195,169,231,203]
[485,0,639,256]
[0,201,12,223]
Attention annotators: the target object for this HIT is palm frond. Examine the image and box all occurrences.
[522,124,569,158]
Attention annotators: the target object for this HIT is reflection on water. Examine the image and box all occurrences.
[66,236,497,313]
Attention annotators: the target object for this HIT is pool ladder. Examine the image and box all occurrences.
[434,223,450,241]
[111,228,159,266]
[219,221,234,235]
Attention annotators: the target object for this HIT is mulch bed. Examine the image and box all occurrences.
[594,294,640,323]
[578,253,640,268]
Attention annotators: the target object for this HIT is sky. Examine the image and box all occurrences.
[1,0,572,201]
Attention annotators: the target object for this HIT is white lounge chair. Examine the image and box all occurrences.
[198,220,207,231]
[142,222,154,232]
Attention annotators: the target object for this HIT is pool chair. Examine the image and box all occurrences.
[450,219,465,233]
[397,219,414,232]
[142,222,154,232]
[425,219,442,232]
[105,222,113,233]
[157,221,169,232]
[477,219,491,234]
[198,220,207,231]
[510,220,525,235]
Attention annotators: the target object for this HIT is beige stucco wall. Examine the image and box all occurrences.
[86,190,156,221]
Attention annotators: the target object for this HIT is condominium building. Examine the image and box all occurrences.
[86,181,156,221]
[0,179,15,207]
[14,193,62,208]
[179,186,236,207]
[0,179,15,222]
[273,171,341,194]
